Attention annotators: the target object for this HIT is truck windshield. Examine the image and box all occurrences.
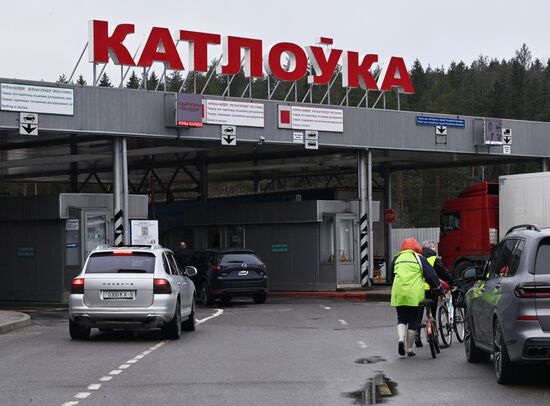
[441,213,460,231]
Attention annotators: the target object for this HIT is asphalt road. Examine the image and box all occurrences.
[2,298,550,406]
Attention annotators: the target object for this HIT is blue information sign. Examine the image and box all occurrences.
[65,243,79,248]
[416,116,465,128]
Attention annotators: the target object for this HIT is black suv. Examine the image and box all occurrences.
[190,249,268,305]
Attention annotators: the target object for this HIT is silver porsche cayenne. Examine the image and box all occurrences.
[69,245,197,340]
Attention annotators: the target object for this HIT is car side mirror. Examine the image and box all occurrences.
[185,266,198,277]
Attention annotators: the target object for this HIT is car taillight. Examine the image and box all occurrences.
[211,265,222,272]
[517,315,538,321]
[71,278,85,294]
[153,278,172,294]
[515,283,550,298]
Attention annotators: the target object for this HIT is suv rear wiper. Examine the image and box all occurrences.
[117,269,147,273]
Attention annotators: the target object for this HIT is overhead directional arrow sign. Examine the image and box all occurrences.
[19,112,39,136]
[221,134,236,146]
[19,123,38,136]
[502,128,512,144]
[435,125,447,135]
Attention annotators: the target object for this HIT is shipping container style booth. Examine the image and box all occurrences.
[184,200,380,291]
[0,194,148,302]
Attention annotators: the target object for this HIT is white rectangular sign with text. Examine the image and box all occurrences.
[1,83,74,115]
[291,106,343,132]
[204,99,264,127]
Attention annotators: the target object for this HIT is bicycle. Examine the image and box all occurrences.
[437,280,466,347]
[419,298,440,359]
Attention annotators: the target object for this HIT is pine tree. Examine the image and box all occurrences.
[57,74,68,84]
[166,71,184,92]
[76,74,87,86]
[98,73,113,87]
[147,71,159,90]
[126,71,140,89]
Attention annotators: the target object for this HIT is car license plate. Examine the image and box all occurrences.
[102,290,135,300]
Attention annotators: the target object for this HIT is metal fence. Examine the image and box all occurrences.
[391,227,440,257]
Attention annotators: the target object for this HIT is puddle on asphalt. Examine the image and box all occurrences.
[343,371,397,405]
[355,356,386,365]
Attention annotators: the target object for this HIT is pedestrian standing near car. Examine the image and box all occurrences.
[390,238,444,357]
[176,241,193,268]
[415,240,454,347]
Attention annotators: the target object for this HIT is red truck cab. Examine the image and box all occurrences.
[438,182,499,276]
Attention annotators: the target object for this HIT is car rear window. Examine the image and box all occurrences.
[220,253,262,266]
[85,252,156,274]
[535,239,550,275]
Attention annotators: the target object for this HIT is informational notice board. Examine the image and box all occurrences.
[131,220,159,246]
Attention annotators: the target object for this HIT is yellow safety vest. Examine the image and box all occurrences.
[424,256,437,290]
[391,250,426,307]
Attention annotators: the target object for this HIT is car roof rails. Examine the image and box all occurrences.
[94,244,112,251]
[505,224,541,236]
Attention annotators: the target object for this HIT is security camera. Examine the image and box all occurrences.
[258,136,266,145]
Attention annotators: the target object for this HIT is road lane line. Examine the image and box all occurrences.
[338,319,348,326]
[196,309,224,324]
[321,305,331,310]
[357,341,368,349]
[61,313,222,406]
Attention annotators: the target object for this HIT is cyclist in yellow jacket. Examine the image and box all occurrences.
[414,240,454,348]
[390,238,443,357]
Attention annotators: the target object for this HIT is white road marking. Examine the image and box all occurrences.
[321,305,331,310]
[196,309,224,324]
[338,319,348,326]
[60,312,223,406]
[357,341,368,349]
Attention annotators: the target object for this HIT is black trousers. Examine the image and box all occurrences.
[396,305,421,331]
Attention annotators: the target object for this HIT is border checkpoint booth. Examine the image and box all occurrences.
[0,193,148,302]
[184,199,380,291]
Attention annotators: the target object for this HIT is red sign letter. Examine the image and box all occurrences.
[179,30,221,72]
[89,20,135,65]
[379,57,414,94]
[218,36,263,78]
[137,27,183,70]
[342,52,378,90]
[305,43,342,85]
[264,42,308,81]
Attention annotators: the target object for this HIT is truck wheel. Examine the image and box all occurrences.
[453,261,474,279]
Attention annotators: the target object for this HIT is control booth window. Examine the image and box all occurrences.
[320,215,336,264]
[441,213,460,231]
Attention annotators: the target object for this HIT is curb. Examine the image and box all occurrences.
[0,311,32,334]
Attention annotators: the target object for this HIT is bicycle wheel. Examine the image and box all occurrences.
[433,320,441,353]
[425,320,437,359]
[438,304,453,347]
[453,307,465,343]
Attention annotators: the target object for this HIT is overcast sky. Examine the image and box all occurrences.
[2,0,549,83]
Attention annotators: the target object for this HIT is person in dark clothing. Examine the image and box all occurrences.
[176,241,193,268]
[415,240,454,347]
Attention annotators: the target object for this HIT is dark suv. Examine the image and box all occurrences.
[190,249,268,305]
[464,224,550,384]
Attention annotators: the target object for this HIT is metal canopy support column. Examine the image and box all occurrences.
[367,149,374,286]
[112,138,123,246]
[121,137,129,245]
[70,135,78,192]
[384,167,393,283]
[199,152,208,205]
[358,150,371,287]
